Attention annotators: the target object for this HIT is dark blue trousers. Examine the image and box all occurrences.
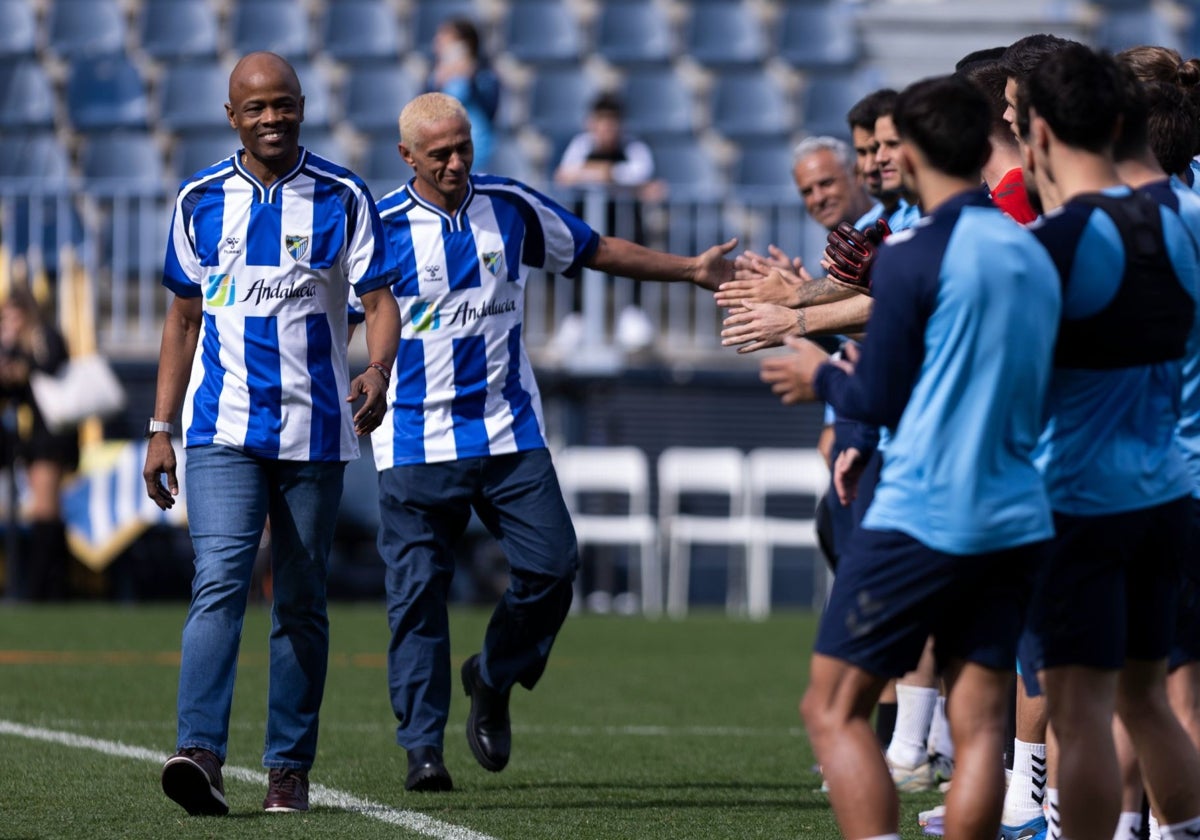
[378,448,579,751]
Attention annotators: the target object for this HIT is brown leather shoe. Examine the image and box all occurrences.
[263,768,310,812]
[162,748,229,816]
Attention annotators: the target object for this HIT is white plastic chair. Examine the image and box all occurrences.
[744,447,827,620]
[658,447,752,618]
[555,445,661,616]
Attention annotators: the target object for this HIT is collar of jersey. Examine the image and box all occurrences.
[404,176,474,231]
[233,147,309,203]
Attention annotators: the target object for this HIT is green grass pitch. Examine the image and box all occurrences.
[0,604,944,839]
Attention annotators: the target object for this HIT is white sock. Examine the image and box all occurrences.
[1150,813,1162,840]
[1113,811,1143,840]
[1046,787,1062,840]
[1160,815,1200,839]
[1001,739,1047,825]
[926,695,954,759]
[858,835,901,840]
[886,684,938,768]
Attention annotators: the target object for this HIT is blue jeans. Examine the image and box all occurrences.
[379,448,578,751]
[176,444,345,769]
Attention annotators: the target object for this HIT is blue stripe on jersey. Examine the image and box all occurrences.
[488,198,525,282]
[243,316,283,458]
[190,180,228,269]
[311,178,348,269]
[451,335,490,456]
[306,314,340,460]
[247,193,282,267]
[387,212,419,297]
[445,228,483,290]
[503,324,543,449]
[391,337,428,462]
[187,312,225,446]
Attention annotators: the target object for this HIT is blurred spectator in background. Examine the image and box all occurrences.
[0,284,78,601]
[554,93,665,352]
[428,18,500,171]
[554,92,664,217]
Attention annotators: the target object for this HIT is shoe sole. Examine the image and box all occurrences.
[264,803,309,813]
[461,657,509,773]
[162,757,229,816]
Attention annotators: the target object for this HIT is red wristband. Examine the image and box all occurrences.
[367,361,391,382]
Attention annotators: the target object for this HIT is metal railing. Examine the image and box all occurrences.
[0,182,825,368]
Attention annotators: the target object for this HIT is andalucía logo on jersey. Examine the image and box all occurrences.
[410,301,440,332]
[285,234,309,262]
[205,274,236,306]
[482,250,504,277]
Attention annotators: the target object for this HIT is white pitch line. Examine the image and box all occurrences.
[0,720,499,840]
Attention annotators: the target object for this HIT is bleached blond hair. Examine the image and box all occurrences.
[399,93,470,148]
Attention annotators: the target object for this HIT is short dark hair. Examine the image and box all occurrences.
[846,88,898,132]
[1001,33,1076,81]
[590,92,624,118]
[893,74,992,179]
[955,46,1007,75]
[1144,81,1199,175]
[1017,43,1123,154]
[1113,61,1150,163]
[957,55,1012,135]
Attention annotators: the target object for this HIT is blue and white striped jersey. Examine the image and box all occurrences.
[365,175,599,468]
[163,148,395,462]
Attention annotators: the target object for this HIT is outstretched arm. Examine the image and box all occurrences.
[586,235,737,291]
[721,295,874,353]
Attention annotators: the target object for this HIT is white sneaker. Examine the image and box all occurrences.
[887,755,936,792]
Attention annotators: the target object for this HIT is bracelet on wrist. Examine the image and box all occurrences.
[367,361,391,383]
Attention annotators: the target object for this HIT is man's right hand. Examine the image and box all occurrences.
[824,219,890,294]
[143,435,179,511]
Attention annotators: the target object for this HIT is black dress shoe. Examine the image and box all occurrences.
[460,653,511,772]
[405,746,453,792]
